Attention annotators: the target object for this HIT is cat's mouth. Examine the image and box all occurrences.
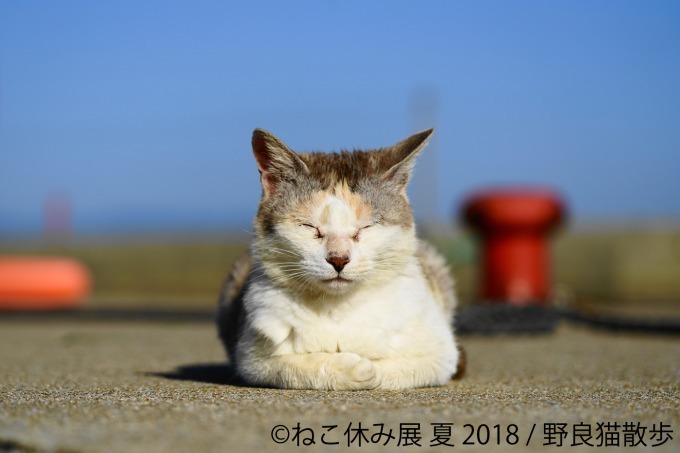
[322,276,352,284]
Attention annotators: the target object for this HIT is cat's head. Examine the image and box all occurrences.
[250,128,433,299]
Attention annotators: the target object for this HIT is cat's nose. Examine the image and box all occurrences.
[326,256,350,273]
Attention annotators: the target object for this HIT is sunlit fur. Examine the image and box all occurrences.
[217,129,460,390]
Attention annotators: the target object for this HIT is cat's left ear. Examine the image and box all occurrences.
[252,129,309,198]
[381,128,434,188]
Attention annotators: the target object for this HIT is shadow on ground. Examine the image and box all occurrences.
[146,363,248,386]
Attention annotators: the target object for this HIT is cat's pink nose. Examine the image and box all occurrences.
[326,256,350,273]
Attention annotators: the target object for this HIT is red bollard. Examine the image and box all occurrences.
[462,187,565,305]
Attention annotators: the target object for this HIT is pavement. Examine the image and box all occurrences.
[0,318,678,452]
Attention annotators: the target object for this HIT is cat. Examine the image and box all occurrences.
[217,128,464,390]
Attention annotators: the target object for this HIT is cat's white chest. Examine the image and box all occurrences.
[247,273,438,359]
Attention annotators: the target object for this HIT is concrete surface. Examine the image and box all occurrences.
[0,320,678,452]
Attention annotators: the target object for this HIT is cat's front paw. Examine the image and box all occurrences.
[324,352,378,390]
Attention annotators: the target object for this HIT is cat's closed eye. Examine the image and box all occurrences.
[352,224,373,242]
[300,223,323,239]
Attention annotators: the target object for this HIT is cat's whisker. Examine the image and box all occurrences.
[274,261,305,266]
[255,245,303,257]
[274,265,306,271]
[287,267,311,273]
[262,251,301,260]
[297,275,318,295]
[269,248,301,256]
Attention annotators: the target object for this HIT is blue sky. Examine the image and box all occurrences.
[1,1,679,236]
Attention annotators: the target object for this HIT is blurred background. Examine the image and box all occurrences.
[1,1,679,311]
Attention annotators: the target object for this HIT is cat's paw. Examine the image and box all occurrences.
[324,352,378,390]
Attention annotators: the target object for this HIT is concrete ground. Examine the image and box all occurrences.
[0,319,677,452]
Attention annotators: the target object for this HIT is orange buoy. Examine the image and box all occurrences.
[0,256,91,310]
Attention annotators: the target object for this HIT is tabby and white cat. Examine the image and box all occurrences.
[217,129,463,390]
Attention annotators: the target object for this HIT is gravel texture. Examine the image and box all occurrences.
[0,321,678,452]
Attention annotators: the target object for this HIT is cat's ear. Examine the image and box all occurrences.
[252,129,309,198]
[381,128,434,188]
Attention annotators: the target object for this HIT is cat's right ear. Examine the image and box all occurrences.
[252,129,309,198]
[381,128,434,189]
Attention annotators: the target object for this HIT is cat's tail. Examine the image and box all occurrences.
[217,251,253,360]
[416,239,457,321]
